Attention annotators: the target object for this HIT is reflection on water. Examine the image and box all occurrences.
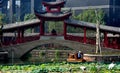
[0,59,23,65]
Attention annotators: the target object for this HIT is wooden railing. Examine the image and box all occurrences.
[65,34,120,50]
[2,35,40,46]
[22,35,40,43]
[1,33,120,50]
[65,35,84,43]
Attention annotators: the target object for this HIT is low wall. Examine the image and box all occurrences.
[84,54,120,63]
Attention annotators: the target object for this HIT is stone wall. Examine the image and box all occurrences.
[84,54,120,63]
[30,50,73,62]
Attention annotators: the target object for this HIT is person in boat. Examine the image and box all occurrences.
[77,51,83,59]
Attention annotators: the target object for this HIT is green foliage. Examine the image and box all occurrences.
[24,13,36,21]
[0,63,120,73]
[95,9,105,25]
[67,26,84,33]
[0,13,6,25]
[46,21,63,34]
[72,9,105,25]
[68,9,105,33]
[12,14,21,22]
[23,13,36,33]
[55,50,60,61]
[0,13,5,43]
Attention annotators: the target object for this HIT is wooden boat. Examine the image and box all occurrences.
[67,53,85,62]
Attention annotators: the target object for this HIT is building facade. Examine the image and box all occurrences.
[65,0,120,27]
[0,0,120,27]
[0,0,8,14]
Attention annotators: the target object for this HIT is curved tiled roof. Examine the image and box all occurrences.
[42,1,66,7]
[35,11,72,21]
[65,19,120,33]
[2,19,120,34]
[2,19,40,32]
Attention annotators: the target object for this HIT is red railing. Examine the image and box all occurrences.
[2,33,120,50]
[86,37,96,45]
[107,38,120,49]
[65,34,120,50]
[22,35,40,43]
[65,35,84,43]
[2,35,40,46]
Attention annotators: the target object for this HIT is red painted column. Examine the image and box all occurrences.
[113,38,118,49]
[17,29,20,43]
[64,22,67,39]
[46,6,50,12]
[58,7,61,12]
[83,27,87,43]
[40,21,44,35]
[16,29,25,43]
[21,29,24,43]
[104,32,108,47]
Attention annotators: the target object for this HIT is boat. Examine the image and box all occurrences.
[67,53,85,62]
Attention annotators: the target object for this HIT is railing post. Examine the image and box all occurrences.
[64,21,67,39]
[46,6,50,12]
[83,27,87,43]
[21,29,24,43]
[58,6,61,12]
[104,32,108,47]
[17,29,20,43]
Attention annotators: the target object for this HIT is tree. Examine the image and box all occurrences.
[46,21,63,34]
[24,13,36,33]
[72,9,105,54]
[95,10,102,54]
[0,13,6,24]
[73,9,105,25]
[24,13,36,21]
[0,13,6,46]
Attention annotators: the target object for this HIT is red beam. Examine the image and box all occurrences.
[40,21,45,35]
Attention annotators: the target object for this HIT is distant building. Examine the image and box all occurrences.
[1,0,120,27]
[65,0,120,27]
[0,0,15,23]
[0,0,8,13]
[0,0,8,22]
[20,0,55,21]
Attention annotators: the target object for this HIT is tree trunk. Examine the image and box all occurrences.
[95,10,101,54]
[96,20,100,53]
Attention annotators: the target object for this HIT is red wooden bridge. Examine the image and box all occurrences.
[0,0,120,58]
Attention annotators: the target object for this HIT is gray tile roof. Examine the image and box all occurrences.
[3,19,40,31]
[65,19,120,33]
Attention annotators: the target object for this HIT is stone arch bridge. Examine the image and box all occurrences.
[2,36,96,58]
